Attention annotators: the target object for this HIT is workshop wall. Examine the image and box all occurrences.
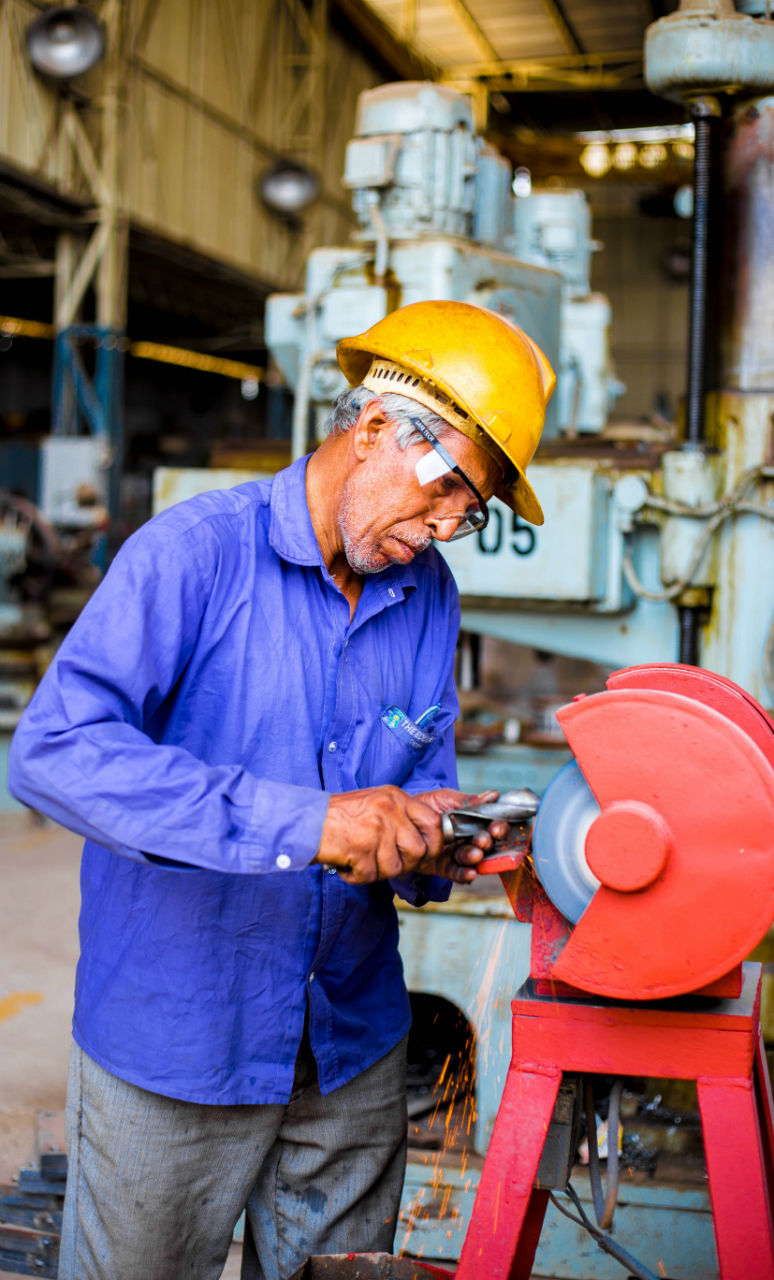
[0,0,381,292]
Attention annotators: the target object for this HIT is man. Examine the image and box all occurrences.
[9,300,554,1280]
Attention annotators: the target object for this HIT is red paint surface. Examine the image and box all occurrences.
[584,800,670,892]
[608,662,774,770]
[698,1075,774,1277]
[456,1068,559,1280]
[457,966,774,1278]
[459,666,774,1271]
[553,683,774,998]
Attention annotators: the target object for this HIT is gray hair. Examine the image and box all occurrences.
[323,386,454,450]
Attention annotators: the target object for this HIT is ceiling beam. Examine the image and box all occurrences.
[444,0,499,64]
[331,0,438,81]
[540,0,584,56]
[443,48,643,76]
[441,49,643,92]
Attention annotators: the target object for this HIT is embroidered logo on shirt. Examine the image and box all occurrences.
[380,705,438,751]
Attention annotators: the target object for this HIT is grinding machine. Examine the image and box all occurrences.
[445,660,774,1279]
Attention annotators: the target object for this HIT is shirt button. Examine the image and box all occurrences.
[328,741,337,753]
[326,867,338,876]
[275,853,291,870]
[308,972,315,983]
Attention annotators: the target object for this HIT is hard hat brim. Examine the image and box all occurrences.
[498,472,544,527]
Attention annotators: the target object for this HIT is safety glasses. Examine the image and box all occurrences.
[410,417,489,542]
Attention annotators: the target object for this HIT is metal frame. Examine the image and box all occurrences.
[36,0,129,523]
[456,965,774,1280]
[442,48,643,93]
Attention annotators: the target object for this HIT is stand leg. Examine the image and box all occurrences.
[510,1188,550,1278]
[457,1066,560,1280]
[755,1030,774,1202]
[698,1075,774,1280]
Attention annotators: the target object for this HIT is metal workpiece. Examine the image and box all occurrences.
[644,0,774,104]
[718,96,774,391]
[440,787,539,845]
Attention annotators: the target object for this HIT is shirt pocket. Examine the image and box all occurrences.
[354,704,438,789]
[380,705,438,751]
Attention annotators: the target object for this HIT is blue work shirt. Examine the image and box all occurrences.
[8,457,460,1104]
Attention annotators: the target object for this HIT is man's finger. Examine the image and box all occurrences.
[433,851,480,883]
[405,796,444,859]
[445,861,479,884]
[451,843,486,867]
[389,819,427,875]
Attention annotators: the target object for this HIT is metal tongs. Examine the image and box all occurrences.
[441,788,540,851]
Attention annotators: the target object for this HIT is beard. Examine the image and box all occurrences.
[337,477,431,574]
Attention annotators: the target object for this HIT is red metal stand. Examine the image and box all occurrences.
[456,962,774,1280]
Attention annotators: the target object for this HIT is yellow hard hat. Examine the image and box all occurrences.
[336,300,555,526]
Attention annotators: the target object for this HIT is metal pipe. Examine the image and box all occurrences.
[676,97,720,664]
[291,347,338,460]
[718,96,774,391]
[685,98,718,446]
[678,605,701,665]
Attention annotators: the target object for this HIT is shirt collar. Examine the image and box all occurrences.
[268,455,322,567]
[268,454,421,598]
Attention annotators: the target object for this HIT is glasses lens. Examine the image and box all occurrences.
[447,508,487,540]
[414,448,486,540]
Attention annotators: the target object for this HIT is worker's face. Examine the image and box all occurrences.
[338,407,500,575]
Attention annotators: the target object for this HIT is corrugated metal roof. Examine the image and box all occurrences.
[359,0,656,76]
[349,0,683,134]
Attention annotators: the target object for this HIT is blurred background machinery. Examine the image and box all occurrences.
[265,81,623,455]
[2,0,774,1274]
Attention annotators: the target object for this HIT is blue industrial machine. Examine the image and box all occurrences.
[265,12,774,712]
[265,81,624,457]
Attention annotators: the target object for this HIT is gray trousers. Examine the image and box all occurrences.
[59,1030,408,1280]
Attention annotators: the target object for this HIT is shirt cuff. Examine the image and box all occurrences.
[391,872,452,907]
[248,781,330,873]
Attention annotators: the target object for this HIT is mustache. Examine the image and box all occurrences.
[392,530,432,553]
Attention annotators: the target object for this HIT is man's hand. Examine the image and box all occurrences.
[410,789,510,884]
[314,785,446,885]
[313,787,510,886]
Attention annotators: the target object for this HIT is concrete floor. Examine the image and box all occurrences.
[0,812,243,1278]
